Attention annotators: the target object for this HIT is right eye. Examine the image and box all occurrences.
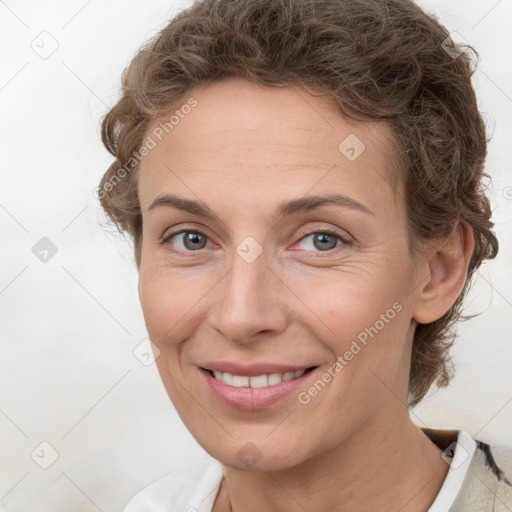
[163,229,213,253]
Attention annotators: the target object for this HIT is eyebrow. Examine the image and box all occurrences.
[147,192,375,219]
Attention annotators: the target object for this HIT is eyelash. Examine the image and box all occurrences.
[162,226,352,256]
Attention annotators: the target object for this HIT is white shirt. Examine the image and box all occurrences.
[123,430,476,512]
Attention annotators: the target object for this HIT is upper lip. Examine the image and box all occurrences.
[199,361,318,376]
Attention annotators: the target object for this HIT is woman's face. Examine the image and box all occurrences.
[137,77,426,470]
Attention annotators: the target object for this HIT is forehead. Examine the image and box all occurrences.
[137,78,402,216]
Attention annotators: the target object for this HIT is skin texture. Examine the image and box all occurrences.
[136,77,474,512]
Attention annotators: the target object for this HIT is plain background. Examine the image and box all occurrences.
[0,0,511,510]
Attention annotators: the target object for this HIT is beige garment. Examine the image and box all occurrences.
[421,428,512,511]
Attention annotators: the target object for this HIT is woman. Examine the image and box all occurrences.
[97,0,512,510]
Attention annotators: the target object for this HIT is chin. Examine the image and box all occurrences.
[202,435,310,472]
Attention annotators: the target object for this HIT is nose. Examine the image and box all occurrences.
[207,248,288,344]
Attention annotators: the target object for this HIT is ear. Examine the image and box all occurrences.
[411,223,474,325]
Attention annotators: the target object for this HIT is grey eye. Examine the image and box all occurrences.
[171,231,209,251]
[298,232,341,252]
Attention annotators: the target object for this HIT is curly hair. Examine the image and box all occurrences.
[98,0,498,408]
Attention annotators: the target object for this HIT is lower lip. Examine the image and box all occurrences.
[199,367,318,411]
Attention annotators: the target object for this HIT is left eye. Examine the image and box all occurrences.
[295,231,345,252]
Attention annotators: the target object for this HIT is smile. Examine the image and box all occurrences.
[199,366,320,411]
[209,368,316,388]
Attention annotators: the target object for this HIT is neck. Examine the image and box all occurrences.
[214,406,449,512]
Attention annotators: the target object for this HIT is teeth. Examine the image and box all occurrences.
[212,369,307,388]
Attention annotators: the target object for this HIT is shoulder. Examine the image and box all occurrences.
[421,427,512,511]
[451,439,512,511]
[123,458,225,512]
[476,440,512,485]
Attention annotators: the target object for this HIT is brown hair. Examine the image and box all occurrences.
[98,0,498,408]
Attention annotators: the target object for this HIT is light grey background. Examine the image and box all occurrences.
[0,0,511,510]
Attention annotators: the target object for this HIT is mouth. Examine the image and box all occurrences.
[201,366,318,388]
[199,365,321,411]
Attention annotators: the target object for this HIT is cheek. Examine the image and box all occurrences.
[138,268,202,346]
[292,266,409,378]
[291,259,404,331]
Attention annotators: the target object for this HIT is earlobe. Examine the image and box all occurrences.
[412,223,474,325]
